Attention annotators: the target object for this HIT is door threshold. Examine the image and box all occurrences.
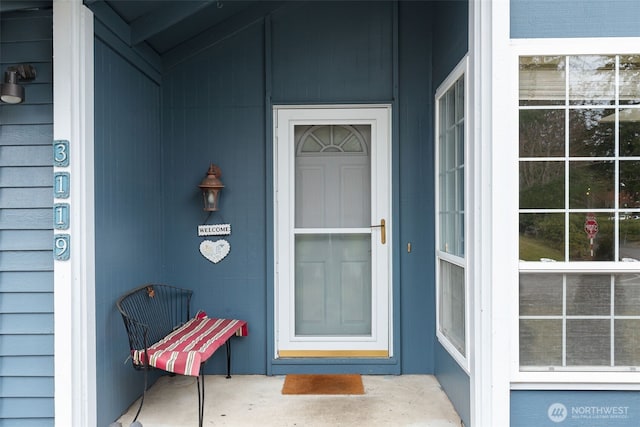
[278,350,389,358]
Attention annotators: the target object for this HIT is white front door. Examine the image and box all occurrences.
[274,105,392,358]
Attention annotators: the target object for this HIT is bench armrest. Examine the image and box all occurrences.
[116,284,193,368]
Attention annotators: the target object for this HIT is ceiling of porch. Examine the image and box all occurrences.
[0,0,282,56]
[85,0,272,55]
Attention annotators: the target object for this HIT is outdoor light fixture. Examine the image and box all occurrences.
[0,64,36,104]
[198,164,224,211]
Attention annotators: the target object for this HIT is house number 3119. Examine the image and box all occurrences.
[54,139,70,261]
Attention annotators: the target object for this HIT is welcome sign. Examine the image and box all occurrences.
[197,224,231,236]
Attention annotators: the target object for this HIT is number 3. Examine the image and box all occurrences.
[54,140,69,167]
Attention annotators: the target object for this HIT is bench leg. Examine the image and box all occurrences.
[196,372,205,427]
[226,339,232,379]
[195,338,234,425]
[132,367,149,424]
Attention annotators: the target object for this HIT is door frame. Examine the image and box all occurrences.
[273,104,393,359]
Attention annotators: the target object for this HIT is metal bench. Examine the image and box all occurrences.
[116,284,247,427]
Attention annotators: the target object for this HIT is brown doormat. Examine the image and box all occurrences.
[282,374,364,395]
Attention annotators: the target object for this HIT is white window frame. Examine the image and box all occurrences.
[435,56,470,372]
[506,37,640,388]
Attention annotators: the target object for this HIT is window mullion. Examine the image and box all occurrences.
[610,274,615,367]
[564,55,570,263]
[562,274,567,367]
[615,54,620,262]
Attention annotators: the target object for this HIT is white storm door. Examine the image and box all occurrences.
[274,106,392,358]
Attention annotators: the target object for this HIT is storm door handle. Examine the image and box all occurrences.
[371,219,386,245]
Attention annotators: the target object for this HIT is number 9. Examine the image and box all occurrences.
[54,235,70,260]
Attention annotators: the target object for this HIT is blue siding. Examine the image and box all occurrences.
[270,1,394,103]
[93,36,164,425]
[397,0,435,374]
[430,1,471,425]
[435,342,471,427]
[432,0,468,88]
[0,8,54,427]
[427,1,471,426]
[0,377,53,396]
[162,20,267,376]
[511,0,640,39]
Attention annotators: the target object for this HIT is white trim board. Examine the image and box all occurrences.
[53,2,96,426]
[470,0,513,426]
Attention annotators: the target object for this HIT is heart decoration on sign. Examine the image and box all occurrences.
[199,239,230,264]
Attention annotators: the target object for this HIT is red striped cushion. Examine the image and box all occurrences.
[132,316,248,376]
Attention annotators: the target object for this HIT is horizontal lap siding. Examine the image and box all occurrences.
[0,8,54,427]
[511,0,640,38]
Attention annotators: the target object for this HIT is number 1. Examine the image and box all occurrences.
[53,203,70,230]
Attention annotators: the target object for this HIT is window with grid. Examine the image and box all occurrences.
[436,58,467,366]
[519,54,640,370]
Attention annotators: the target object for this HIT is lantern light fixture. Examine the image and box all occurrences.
[198,164,224,211]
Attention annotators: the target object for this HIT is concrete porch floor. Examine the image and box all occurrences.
[115,374,463,427]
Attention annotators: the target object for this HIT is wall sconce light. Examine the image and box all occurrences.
[198,164,224,211]
[1,64,36,104]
